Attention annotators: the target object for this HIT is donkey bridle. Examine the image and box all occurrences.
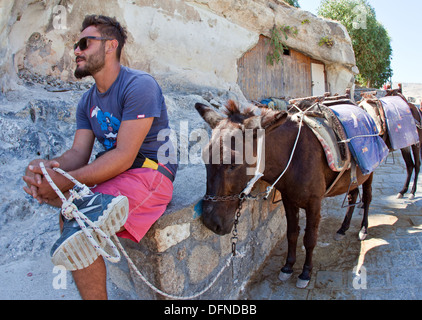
[201,105,315,256]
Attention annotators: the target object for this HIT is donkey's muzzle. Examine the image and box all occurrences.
[201,202,233,235]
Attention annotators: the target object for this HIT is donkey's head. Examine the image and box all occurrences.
[195,100,287,235]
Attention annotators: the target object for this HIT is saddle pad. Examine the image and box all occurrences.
[379,96,419,150]
[304,115,348,172]
[330,104,389,175]
[359,100,386,135]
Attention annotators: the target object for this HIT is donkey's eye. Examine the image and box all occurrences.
[229,163,239,171]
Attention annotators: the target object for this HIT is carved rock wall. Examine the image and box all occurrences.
[0,0,357,95]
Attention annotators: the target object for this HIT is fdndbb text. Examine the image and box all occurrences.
[163,303,257,317]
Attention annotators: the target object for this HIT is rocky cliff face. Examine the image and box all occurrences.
[1,0,356,95]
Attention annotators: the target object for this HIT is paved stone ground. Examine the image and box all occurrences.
[240,151,422,300]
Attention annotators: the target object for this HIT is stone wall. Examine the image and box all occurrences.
[120,178,286,299]
[1,0,357,95]
[354,86,386,102]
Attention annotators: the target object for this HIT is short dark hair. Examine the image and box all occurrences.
[81,15,128,60]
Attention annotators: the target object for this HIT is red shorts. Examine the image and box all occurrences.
[92,167,173,242]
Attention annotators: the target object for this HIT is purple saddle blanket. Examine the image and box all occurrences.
[380,96,419,150]
[330,104,389,175]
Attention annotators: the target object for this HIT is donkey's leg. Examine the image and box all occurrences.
[397,147,414,198]
[409,144,421,200]
[359,173,373,241]
[334,188,359,241]
[279,199,300,282]
[297,199,322,289]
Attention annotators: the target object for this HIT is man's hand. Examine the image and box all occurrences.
[22,129,95,205]
[23,160,60,204]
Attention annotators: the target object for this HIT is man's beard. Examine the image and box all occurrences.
[74,48,106,79]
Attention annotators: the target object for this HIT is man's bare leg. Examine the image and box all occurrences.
[58,208,110,300]
[72,257,108,300]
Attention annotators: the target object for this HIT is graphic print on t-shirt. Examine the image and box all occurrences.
[91,106,121,150]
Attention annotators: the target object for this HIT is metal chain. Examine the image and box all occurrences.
[231,198,245,256]
[203,190,269,257]
[203,194,241,202]
[203,191,268,202]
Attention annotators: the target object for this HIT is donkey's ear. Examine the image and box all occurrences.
[261,111,288,131]
[195,103,225,129]
[243,116,262,130]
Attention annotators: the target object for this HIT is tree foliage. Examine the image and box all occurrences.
[318,0,393,88]
[283,0,300,8]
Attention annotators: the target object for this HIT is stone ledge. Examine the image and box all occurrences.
[115,166,287,300]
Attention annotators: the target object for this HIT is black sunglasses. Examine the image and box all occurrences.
[74,36,114,51]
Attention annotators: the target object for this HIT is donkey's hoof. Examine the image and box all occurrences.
[334,232,345,241]
[397,193,404,199]
[409,194,415,200]
[359,227,367,241]
[278,271,293,282]
[296,278,310,289]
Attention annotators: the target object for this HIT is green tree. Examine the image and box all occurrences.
[283,0,300,8]
[318,0,392,88]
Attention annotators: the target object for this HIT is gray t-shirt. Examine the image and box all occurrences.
[76,66,177,176]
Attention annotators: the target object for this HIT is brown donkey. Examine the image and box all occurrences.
[359,88,422,200]
[195,101,374,288]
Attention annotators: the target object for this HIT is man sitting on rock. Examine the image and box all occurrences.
[22,14,177,300]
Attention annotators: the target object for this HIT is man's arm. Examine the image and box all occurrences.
[68,117,154,186]
[23,129,95,203]
[55,128,96,171]
[27,117,153,202]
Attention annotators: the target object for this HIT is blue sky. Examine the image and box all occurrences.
[298,0,422,84]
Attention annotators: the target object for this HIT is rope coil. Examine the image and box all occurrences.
[40,162,121,262]
[39,162,243,300]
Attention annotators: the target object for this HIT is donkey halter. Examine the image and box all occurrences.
[202,103,318,255]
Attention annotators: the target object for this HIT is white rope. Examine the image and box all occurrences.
[338,133,381,144]
[264,103,316,199]
[114,236,244,300]
[40,163,121,263]
[39,162,244,300]
[241,132,265,197]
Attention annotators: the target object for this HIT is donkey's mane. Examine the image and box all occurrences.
[223,99,280,125]
[223,100,255,120]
